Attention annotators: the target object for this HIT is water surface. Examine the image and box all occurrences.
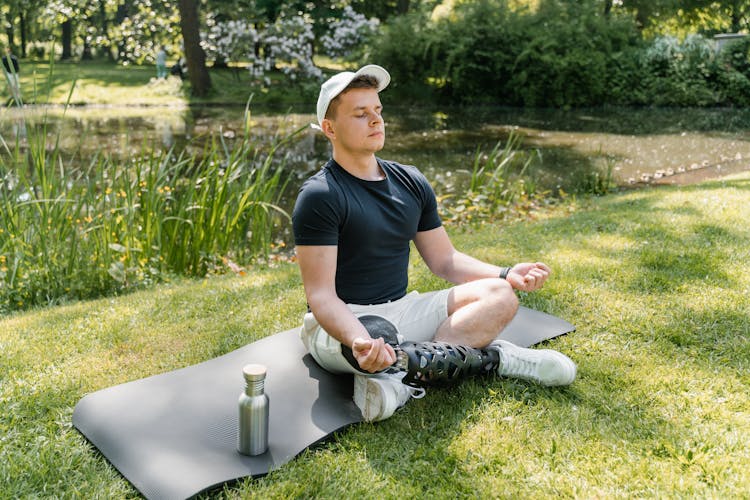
[3,104,750,190]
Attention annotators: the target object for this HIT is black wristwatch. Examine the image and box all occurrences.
[498,266,511,279]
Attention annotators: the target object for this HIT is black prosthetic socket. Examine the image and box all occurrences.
[394,341,500,388]
[341,315,402,373]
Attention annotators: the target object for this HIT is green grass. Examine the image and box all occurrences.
[2,172,749,497]
[10,60,320,106]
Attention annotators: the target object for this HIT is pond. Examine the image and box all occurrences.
[3,103,750,194]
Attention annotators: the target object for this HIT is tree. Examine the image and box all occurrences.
[178,0,212,96]
[618,0,750,33]
[2,0,37,57]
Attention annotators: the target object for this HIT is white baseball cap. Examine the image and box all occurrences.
[314,64,390,129]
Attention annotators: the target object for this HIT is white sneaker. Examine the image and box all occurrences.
[491,340,577,386]
[353,371,426,422]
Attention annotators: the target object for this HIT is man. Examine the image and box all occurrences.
[2,47,21,103]
[293,65,576,422]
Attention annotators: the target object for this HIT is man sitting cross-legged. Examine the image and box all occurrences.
[293,65,576,421]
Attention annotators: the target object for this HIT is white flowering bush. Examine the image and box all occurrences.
[201,12,322,85]
[265,13,322,81]
[320,6,380,61]
[203,19,260,64]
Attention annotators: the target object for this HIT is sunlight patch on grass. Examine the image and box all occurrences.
[67,76,186,105]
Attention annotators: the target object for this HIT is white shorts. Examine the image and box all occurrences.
[300,289,451,374]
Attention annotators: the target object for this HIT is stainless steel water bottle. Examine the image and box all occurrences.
[237,364,269,456]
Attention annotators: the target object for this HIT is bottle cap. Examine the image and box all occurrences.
[242,364,267,381]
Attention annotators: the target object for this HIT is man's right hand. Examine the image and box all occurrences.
[352,337,397,373]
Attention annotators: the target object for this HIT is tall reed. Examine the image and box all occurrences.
[439,131,541,224]
[0,100,302,313]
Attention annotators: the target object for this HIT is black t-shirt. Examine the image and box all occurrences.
[292,158,442,305]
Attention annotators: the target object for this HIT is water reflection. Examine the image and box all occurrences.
[2,104,750,190]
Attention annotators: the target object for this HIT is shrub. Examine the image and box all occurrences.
[434,0,522,105]
[718,36,750,77]
[438,132,545,225]
[507,0,617,107]
[374,0,644,107]
[369,1,750,108]
[369,10,441,102]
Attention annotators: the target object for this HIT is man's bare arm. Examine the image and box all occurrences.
[414,226,503,283]
[296,245,396,372]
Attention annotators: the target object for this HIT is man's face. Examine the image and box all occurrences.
[324,87,385,155]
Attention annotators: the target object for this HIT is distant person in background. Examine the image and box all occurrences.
[155,46,167,79]
[2,47,21,102]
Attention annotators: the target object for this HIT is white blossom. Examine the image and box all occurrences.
[320,6,379,60]
[201,12,323,85]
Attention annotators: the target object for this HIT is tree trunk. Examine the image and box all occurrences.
[177,0,212,97]
[397,0,410,14]
[731,7,742,33]
[82,38,93,60]
[114,3,130,61]
[100,0,114,61]
[5,18,15,53]
[603,0,613,18]
[82,14,93,61]
[61,20,73,60]
[20,12,27,58]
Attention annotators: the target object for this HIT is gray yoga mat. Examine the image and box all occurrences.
[73,306,574,500]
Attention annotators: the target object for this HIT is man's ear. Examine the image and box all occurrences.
[322,119,336,140]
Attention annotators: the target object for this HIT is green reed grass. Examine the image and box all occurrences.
[0,99,302,313]
[440,131,543,224]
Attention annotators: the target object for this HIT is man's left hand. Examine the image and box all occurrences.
[506,262,551,292]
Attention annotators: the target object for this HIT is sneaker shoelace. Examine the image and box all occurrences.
[408,386,426,399]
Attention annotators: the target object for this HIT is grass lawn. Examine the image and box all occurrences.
[1,172,749,497]
[8,60,320,106]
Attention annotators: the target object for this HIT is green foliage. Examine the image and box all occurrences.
[439,131,544,224]
[719,36,750,77]
[438,0,523,104]
[571,151,616,196]
[370,1,750,108]
[636,34,720,107]
[368,10,442,102]
[374,0,646,107]
[715,36,750,106]
[0,103,302,313]
[507,0,634,107]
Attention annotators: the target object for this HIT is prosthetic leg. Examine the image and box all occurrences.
[346,315,501,388]
[393,341,500,388]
